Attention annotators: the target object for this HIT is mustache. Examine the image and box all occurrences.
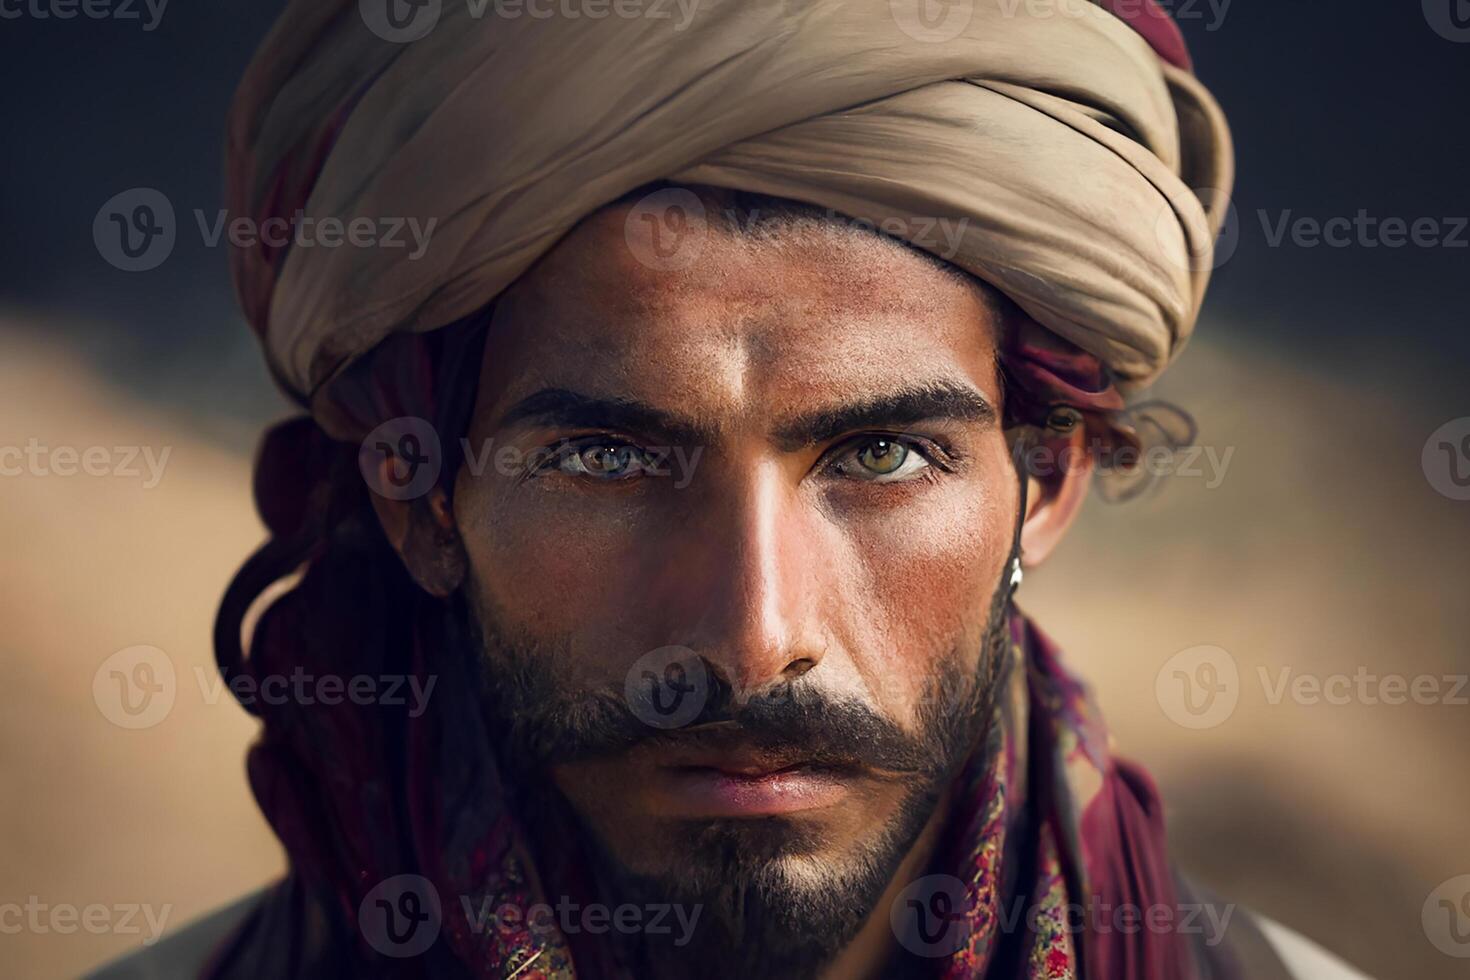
[485,659,975,778]
[467,577,1017,787]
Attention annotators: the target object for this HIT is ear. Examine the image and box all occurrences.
[367,457,467,597]
[1017,426,1092,569]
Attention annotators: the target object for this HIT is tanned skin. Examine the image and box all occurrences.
[373,187,1093,978]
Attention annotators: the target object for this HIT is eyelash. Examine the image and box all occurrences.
[820,433,959,483]
[528,432,960,484]
[534,436,661,481]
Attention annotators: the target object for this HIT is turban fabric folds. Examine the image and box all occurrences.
[206,8,1261,979]
[227,0,1232,429]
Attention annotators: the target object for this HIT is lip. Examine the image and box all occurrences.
[649,761,857,818]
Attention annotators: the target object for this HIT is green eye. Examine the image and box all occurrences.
[584,445,636,474]
[558,442,645,479]
[831,436,931,483]
[857,439,908,474]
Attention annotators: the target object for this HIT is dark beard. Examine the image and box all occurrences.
[467,580,1015,980]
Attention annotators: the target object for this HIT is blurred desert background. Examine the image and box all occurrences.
[2,2,1468,978]
[4,313,1468,979]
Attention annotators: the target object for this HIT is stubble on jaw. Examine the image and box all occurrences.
[461,576,1017,979]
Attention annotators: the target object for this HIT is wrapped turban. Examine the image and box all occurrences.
[214,12,1237,977]
[227,0,1232,423]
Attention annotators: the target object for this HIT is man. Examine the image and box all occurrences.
[93,0,1367,977]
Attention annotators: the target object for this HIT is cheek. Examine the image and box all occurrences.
[452,443,1018,700]
[817,458,1016,714]
[454,470,665,666]
[842,484,1007,613]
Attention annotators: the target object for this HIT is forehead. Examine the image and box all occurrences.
[474,199,1004,425]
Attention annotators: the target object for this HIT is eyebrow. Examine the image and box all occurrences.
[495,388,712,446]
[770,381,996,450]
[494,380,996,449]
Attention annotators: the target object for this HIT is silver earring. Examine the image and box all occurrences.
[1008,555,1024,594]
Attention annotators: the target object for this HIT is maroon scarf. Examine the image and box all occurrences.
[207,472,1250,980]
[202,296,1249,978]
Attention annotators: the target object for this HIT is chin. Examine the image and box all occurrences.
[587,821,893,979]
[564,781,944,980]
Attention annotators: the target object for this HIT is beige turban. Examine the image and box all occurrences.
[227,0,1232,409]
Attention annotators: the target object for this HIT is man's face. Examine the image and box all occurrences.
[452,191,1021,970]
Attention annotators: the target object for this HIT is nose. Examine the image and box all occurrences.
[662,459,826,697]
